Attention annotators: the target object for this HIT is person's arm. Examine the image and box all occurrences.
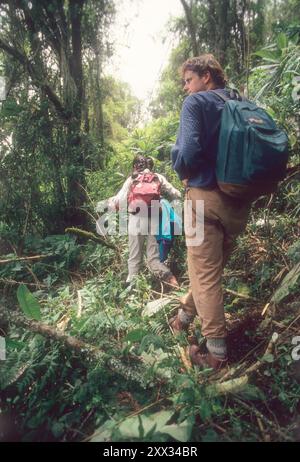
[156,173,181,200]
[109,176,132,209]
[172,94,206,180]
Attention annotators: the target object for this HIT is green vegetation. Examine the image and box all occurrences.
[0,0,299,442]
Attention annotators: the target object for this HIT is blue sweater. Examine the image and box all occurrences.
[171,89,230,188]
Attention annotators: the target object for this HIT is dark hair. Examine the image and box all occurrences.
[181,54,227,88]
[132,155,146,172]
[145,156,154,170]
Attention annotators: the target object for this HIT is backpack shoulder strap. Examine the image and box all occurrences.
[209,89,230,102]
[136,172,157,183]
[209,88,244,102]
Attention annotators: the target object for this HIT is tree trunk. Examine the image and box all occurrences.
[64,0,87,227]
[94,51,105,146]
[180,0,199,56]
[216,0,230,65]
[0,1,89,229]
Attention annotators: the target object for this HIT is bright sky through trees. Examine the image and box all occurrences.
[109,0,182,102]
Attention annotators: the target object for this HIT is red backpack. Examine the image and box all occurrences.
[128,172,161,210]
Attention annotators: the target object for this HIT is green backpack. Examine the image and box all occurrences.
[211,90,289,200]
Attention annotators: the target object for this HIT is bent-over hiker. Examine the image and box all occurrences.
[108,155,181,287]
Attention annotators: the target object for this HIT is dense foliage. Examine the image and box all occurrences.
[0,0,299,443]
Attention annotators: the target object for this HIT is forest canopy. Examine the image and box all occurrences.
[0,0,299,444]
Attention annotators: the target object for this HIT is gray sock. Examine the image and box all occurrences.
[206,338,227,359]
[178,308,194,326]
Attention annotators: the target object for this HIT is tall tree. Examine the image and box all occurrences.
[176,0,266,80]
[0,0,115,229]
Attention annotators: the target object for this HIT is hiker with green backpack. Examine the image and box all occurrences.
[171,54,289,370]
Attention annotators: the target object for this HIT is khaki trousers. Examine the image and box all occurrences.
[182,187,251,338]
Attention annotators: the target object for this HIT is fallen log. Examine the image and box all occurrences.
[0,309,148,387]
[0,309,100,358]
[1,307,276,396]
[65,227,117,251]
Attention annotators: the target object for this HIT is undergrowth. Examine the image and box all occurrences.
[1,172,299,442]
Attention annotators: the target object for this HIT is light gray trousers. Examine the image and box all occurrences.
[126,213,170,282]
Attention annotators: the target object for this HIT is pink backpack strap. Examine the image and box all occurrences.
[137,172,156,183]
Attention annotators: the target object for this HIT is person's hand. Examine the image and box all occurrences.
[107,197,118,211]
[182,179,188,188]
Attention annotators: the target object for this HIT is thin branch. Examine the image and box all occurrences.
[0,278,47,287]
[224,287,258,301]
[0,254,53,265]
[234,398,293,441]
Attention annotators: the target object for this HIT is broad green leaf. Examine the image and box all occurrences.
[17,284,42,320]
[89,419,116,442]
[252,64,278,72]
[142,297,172,317]
[117,410,191,441]
[254,49,280,63]
[1,100,23,117]
[51,422,65,438]
[236,283,251,296]
[207,376,249,397]
[124,328,148,343]
[262,353,275,363]
[138,415,146,439]
[159,421,192,442]
[266,107,276,118]
[271,262,300,304]
[236,384,266,401]
[6,338,26,351]
[289,134,298,148]
[277,33,287,51]
[198,401,212,420]
[118,411,172,439]
[138,334,164,353]
[140,348,172,379]
[122,411,170,438]
[291,77,300,103]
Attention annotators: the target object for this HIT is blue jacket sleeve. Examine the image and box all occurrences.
[172,94,206,180]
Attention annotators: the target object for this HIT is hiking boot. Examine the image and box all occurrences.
[164,274,179,289]
[188,344,228,371]
[168,315,189,335]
